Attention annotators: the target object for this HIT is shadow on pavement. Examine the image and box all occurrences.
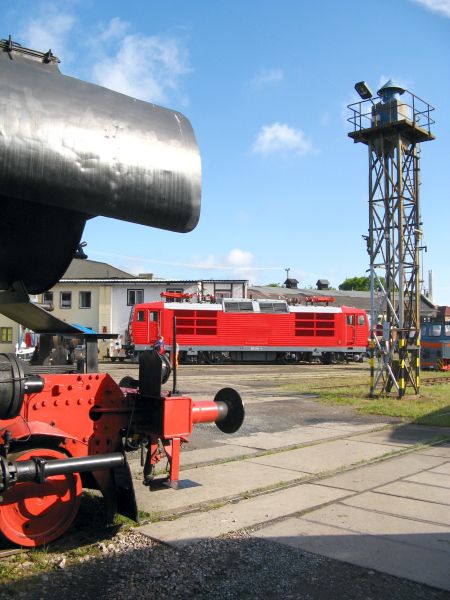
[2,531,449,600]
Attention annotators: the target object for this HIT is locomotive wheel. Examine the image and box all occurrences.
[0,448,82,547]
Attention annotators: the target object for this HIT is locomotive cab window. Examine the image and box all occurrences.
[136,310,145,322]
[346,315,355,325]
[430,325,442,337]
[149,311,158,322]
[358,315,366,326]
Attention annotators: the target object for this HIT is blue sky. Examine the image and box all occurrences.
[3,0,450,303]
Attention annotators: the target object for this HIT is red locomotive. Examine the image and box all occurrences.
[127,298,369,364]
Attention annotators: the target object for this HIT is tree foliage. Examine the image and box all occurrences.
[338,276,370,291]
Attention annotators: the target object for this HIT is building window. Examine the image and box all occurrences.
[127,289,144,306]
[60,292,72,309]
[0,327,12,343]
[214,284,232,299]
[43,291,53,304]
[79,291,91,309]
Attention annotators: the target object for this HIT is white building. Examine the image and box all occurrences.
[35,259,249,356]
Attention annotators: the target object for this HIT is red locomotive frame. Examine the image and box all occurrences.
[128,299,369,363]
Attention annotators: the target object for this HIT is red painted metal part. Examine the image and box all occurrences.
[192,400,220,424]
[0,371,231,536]
[304,296,336,303]
[0,448,82,547]
[0,373,129,458]
[130,300,370,353]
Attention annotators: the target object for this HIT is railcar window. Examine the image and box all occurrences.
[346,315,355,325]
[358,315,365,326]
[445,325,450,337]
[149,312,158,322]
[430,325,442,337]
[136,310,145,322]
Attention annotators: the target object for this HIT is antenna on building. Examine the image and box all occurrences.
[348,80,435,398]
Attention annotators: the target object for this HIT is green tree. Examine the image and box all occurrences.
[338,276,370,291]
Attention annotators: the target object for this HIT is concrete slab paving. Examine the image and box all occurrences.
[300,420,392,432]
[128,445,260,479]
[342,491,450,526]
[405,470,450,488]
[418,444,450,458]
[315,453,446,492]
[246,439,401,474]
[375,480,450,505]
[134,459,309,514]
[430,462,450,475]
[178,443,258,467]
[253,516,450,591]
[299,503,450,553]
[219,425,348,450]
[350,425,450,448]
[138,483,350,547]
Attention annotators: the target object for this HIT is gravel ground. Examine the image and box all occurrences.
[1,527,448,600]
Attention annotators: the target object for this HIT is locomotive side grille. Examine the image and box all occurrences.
[223,301,254,313]
[174,310,218,335]
[258,301,288,313]
[295,312,335,337]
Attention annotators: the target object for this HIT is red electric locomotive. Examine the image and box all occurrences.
[127,298,369,364]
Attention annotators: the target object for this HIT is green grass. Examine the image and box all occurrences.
[284,372,450,427]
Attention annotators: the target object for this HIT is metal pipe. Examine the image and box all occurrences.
[1,452,125,490]
[192,400,221,424]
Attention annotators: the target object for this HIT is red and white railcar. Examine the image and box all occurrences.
[127,299,369,364]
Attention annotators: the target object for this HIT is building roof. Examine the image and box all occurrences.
[60,259,248,285]
[62,259,134,279]
[249,286,437,317]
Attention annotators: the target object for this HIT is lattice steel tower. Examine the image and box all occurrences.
[348,81,434,397]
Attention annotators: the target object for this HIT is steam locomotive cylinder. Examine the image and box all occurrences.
[0,39,201,293]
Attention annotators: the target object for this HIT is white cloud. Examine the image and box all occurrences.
[98,17,129,42]
[251,122,315,157]
[411,0,450,17]
[225,249,254,269]
[18,6,76,60]
[251,68,284,87]
[18,10,191,105]
[92,19,190,103]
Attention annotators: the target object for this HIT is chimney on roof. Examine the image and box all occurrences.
[138,273,154,279]
[316,279,330,290]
